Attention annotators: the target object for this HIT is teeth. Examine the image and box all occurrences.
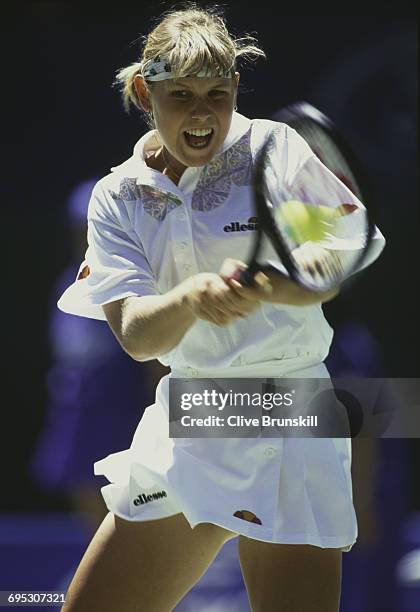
[185,128,213,137]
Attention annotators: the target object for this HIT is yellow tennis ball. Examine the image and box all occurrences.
[314,204,341,223]
[278,200,329,243]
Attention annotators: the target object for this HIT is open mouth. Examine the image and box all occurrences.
[183,128,214,149]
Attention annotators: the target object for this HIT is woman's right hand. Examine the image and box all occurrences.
[182,272,261,326]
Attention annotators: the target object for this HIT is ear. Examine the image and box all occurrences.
[134,75,151,112]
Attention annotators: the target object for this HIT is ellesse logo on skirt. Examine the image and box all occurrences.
[133,490,168,506]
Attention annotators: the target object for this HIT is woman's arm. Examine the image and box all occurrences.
[103,255,336,362]
[102,283,196,362]
[102,270,264,361]
[220,258,339,307]
[262,271,339,306]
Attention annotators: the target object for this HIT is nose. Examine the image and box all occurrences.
[190,97,212,122]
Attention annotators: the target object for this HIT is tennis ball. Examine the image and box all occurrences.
[278,200,330,243]
[277,201,358,244]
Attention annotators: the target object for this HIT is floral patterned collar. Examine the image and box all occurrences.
[110,112,251,186]
[108,113,253,218]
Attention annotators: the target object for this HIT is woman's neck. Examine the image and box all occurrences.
[145,146,186,186]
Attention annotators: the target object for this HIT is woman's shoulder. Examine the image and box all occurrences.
[85,168,140,224]
[92,129,157,200]
[244,116,305,162]
[89,157,147,211]
[249,116,300,142]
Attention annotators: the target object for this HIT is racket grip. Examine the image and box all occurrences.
[238,267,258,287]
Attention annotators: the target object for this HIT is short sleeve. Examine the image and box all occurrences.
[291,154,385,273]
[265,126,386,277]
[58,181,159,320]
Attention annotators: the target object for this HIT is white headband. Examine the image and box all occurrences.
[142,56,233,82]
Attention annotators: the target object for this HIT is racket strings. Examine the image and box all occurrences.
[277,125,372,290]
[245,104,376,292]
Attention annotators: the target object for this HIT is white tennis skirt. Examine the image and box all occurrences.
[94,359,357,552]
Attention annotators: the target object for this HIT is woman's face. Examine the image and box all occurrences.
[137,74,239,171]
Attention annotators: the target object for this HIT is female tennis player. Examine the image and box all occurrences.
[58,5,385,611]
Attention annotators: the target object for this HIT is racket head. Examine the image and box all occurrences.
[244,102,377,292]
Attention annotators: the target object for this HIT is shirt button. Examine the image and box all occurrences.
[183,264,192,271]
[264,447,276,457]
[180,242,187,249]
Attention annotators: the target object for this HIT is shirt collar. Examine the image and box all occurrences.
[110,112,252,188]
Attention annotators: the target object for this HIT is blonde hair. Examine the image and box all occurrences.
[114,3,265,115]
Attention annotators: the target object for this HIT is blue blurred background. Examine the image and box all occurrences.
[2,4,418,611]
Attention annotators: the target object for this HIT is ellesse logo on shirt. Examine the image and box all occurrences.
[133,490,168,506]
[223,217,258,232]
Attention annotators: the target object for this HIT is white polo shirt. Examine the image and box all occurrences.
[60,112,386,550]
[58,112,385,371]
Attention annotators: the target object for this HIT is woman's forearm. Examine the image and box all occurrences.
[118,280,197,361]
[263,270,339,306]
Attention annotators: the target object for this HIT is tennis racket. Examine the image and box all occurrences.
[239,102,376,292]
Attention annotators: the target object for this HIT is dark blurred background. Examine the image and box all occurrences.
[1,4,418,611]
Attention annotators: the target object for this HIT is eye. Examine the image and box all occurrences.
[209,90,229,99]
[170,90,191,99]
